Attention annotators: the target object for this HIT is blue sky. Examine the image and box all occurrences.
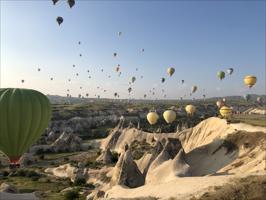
[1,0,265,99]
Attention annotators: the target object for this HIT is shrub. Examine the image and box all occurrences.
[26,170,41,178]
[64,190,79,200]
[16,169,26,177]
[31,176,39,181]
[73,177,86,186]
[111,151,119,163]
[2,171,10,176]
[64,157,69,162]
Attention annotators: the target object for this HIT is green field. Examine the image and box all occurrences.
[231,114,266,127]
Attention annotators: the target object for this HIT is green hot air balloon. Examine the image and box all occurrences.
[0,88,51,165]
[217,71,225,80]
[244,94,251,102]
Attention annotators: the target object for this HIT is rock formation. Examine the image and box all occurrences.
[110,146,145,188]
[51,132,82,153]
[96,148,114,164]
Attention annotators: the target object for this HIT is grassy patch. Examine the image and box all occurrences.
[230,114,266,127]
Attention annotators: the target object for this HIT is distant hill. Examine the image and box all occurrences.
[47,94,266,105]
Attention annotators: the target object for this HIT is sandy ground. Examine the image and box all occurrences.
[106,172,266,200]
[106,175,233,199]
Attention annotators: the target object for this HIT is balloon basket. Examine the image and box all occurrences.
[9,157,21,169]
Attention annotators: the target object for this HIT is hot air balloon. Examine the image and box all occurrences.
[114,92,118,97]
[56,16,63,26]
[73,64,75,68]
[52,0,59,5]
[191,86,197,93]
[181,80,184,84]
[37,68,41,72]
[101,69,104,72]
[147,112,159,125]
[163,110,176,123]
[113,53,117,57]
[244,75,257,88]
[216,100,224,108]
[128,87,132,93]
[140,76,143,79]
[217,71,225,80]
[79,54,82,57]
[161,78,165,83]
[76,73,79,76]
[86,93,89,97]
[144,94,147,98]
[116,64,120,72]
[21,80,25,83]
[244,94,251,101]
[118,32,122,37]
[67,0,75,8]
[227,68,233,75]
[131,76,136,83]
[0,88,51,165]
[50,78,53,81]
[222,98,226,102]
[141,48,145,52]
[78,41,81,45]
[185,105,196,116]
[136,68,138,71]
[68,79,71,82]
[219,106,233,118]
[167,67,175,76]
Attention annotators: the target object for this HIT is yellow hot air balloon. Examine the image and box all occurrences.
[243,75,257,88]
[167,67,175,76]
[185,105,196,115]
[147,112,159,125]
[163,110,176,123]
[219,106,233,118]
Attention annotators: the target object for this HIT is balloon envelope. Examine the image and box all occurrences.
[167,67,175,76]
[56,16,63,25]
[219,106,232,118]
[0,88,51,164]
[185,105,196,115]
[227,68,234,75]
[67,0,75,8]
[216,100,224,108]
[147,112,159,125]
[217,71,225,80]
[163,110,176,123]
[244,75,257,88]
[191,86,198,93]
